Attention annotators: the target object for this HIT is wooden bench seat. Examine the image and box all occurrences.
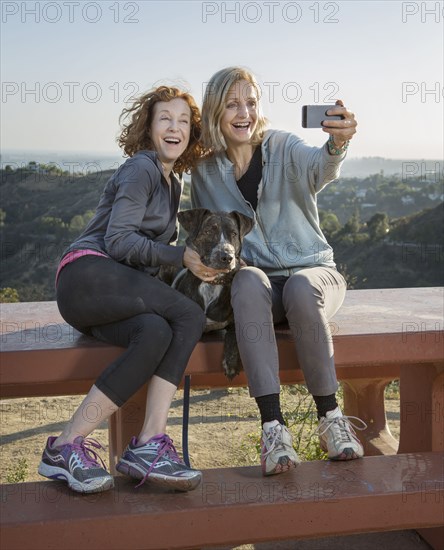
[1,287,443,549]
[1,453,443,550]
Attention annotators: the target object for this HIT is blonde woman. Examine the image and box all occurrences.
[192,67,365,476]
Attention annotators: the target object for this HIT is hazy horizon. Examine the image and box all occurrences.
[2,149,443,180]
[2,147,443,162]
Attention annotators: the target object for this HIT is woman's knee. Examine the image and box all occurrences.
[282,271,323,318]
[178,295,206,331]
[285,270,316,294]
[283,268,346,319]
[231,267,271,305]
[129,314,173,351]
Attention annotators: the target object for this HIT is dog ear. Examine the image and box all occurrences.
[230,211,255,238]
[178,208,211,238]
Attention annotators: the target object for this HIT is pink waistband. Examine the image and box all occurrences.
[55,249,109,286]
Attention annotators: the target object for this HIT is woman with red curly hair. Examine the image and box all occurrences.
[38,86,213,494]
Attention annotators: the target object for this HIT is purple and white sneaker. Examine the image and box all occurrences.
[38,436,114,493]
[116,433,202,492]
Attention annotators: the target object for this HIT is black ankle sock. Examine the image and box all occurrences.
[255,393,285,425]
[313,393,338,419]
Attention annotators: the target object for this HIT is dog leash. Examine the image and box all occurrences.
[182,374,191,467]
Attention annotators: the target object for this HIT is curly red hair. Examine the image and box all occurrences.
[118,86,205,173]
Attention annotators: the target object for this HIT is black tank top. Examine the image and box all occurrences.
[236,146,263,211]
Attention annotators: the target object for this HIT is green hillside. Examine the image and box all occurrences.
[331,203,443,288]
[0,167,113,300]
[0,165,442,302]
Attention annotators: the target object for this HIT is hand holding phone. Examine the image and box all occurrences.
[302,105,344,128]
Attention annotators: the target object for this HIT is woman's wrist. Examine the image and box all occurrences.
[327,134,349,155]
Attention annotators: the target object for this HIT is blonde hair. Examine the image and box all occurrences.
[118,86,205,173]
[201,67,268,153]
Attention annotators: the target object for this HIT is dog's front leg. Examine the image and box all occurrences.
[223,324,242,380]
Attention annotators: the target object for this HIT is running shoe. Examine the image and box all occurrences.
[317,406,366,460]
[38,435,114,493]
[116,433,202,492]
[261,420,300,476]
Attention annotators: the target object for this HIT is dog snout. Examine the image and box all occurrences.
[210,244,236,270]
[214,249,234,267]
[220,251,234,264]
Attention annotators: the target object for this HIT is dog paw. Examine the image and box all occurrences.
[222,353,242,380]
[222,359,240,380]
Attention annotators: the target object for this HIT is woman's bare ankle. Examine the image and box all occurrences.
[53,433,85,448]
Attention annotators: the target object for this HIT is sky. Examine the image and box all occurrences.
[1,0,443,160]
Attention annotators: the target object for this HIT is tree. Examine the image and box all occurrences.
[83,210,95,225]
[69,214,86,233]
[367,212,389,240]
[319,210,341,239]
[0,287,20,303]
[343,211,361,235]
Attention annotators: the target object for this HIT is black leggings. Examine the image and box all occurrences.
[56,256,206,406]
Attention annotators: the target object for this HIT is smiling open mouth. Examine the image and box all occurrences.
[232,122,250,129]
[164,137,181,144]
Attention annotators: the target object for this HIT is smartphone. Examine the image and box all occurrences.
[302,105,344,128]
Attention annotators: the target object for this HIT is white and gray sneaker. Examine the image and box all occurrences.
[317,407,367,460]
[116,433,202,491]
[261,420,300,476]
[38,436,114,493]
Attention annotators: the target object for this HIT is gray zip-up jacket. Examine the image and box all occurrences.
[65,150,185,275]
[191,129,345,277]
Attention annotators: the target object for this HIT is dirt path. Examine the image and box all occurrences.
[1,387,400,484]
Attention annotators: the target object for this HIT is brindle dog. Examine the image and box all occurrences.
[173,208,254,379]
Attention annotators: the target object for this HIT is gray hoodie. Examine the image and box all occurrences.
[191,130,345,277]
[65,150,185,275]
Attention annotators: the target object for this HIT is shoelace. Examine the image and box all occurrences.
[72,437,107,469]
[263,425,286,459]
[315,415,367,443]
[136,434,183,488]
